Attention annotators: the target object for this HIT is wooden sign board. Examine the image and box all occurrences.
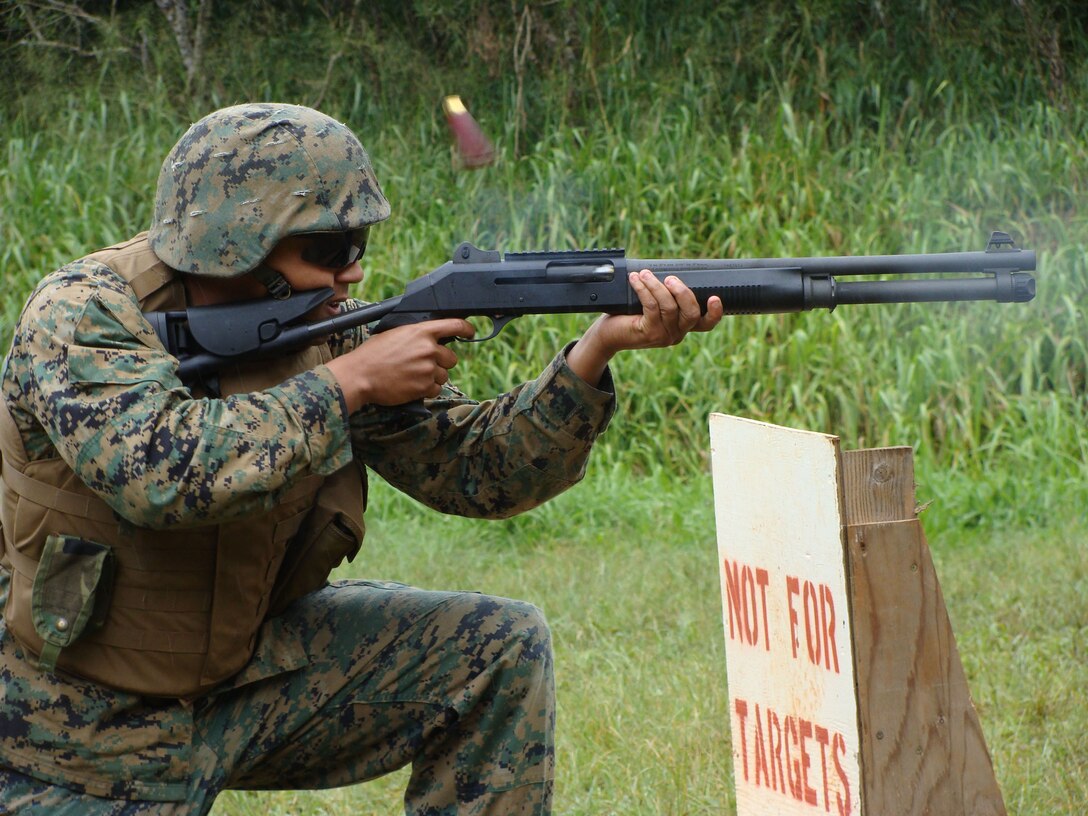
[710,413,1005,816]
[710,414,860,814]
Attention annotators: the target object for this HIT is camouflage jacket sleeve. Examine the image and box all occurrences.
[1,261,353,529]
[348,330,617,519]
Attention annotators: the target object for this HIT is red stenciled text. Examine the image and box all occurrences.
[722,557,771,651]
[721,558,841,675]
[786,575,840,674]
[733,697,853,815]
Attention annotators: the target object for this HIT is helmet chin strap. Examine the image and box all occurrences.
[250,264,293,300]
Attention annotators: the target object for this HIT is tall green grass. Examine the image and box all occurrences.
[7,82,1083,535]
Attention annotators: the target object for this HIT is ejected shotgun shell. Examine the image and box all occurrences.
[443,95,495,169]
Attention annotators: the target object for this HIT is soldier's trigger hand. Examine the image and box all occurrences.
[326,319,475,413]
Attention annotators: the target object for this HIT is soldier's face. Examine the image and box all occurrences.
[265,235,365,318]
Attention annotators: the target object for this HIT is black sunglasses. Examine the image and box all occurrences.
[300,227,370,268]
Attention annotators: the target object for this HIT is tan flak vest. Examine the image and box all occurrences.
[0,234,366,697]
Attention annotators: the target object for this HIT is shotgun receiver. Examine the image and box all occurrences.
[149,231,1036,386]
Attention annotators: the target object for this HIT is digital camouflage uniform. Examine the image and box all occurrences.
[0,105,616,814]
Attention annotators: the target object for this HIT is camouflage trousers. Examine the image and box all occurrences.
[0,580,555,815]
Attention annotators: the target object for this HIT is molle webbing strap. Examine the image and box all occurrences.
[87,626,209,655]
[126,264,181,302]
[84,234,182,306]
[3,459,322,526]
[1,461,118,524]
[0,397,19,557]
[4,538,213,657]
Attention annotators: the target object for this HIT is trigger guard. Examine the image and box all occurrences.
[459,315,514,343]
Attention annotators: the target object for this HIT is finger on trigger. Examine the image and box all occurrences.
[447,318,475,340]
[427,318,474,340]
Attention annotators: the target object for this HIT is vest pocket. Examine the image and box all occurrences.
[267,510,363,617]
[266,465,366,617]
[31,534,115,672]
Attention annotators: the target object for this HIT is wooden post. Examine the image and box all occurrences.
[842,448,1006,816]
[711,414,1005,816]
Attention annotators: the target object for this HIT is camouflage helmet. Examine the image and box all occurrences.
[149,103,390,277]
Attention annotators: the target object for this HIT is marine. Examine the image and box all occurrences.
[0,102,723,813]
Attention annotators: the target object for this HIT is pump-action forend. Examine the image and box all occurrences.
[150,231,1036,386]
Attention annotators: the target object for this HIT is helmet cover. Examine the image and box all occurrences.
[149,103,390,277]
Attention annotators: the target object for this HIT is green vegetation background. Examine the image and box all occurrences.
[2,1,1086,813]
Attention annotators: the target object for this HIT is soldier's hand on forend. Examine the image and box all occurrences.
[565,270,724,387]
[618,269,725,349]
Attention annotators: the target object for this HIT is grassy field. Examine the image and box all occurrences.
[205,476,1088,815]
[1,2,1086,813]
